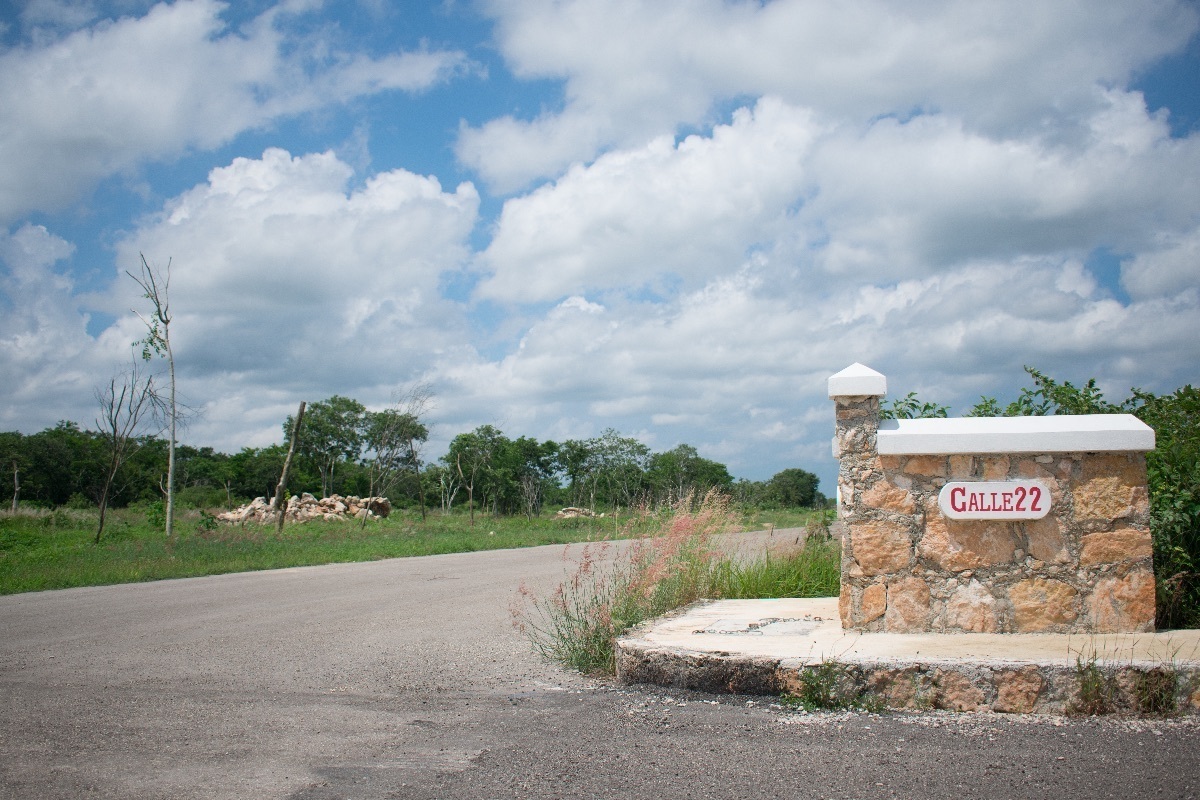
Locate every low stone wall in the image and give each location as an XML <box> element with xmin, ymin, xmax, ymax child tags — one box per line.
<box><xmin>218</xmin><ymin>493</ymin><xmax>391</xmax><ymax>524</ymax></box>
<box><xmin>830</xmin><ymin>364</ymin><xmax>1157</xmax><ymax>635</ymax></box>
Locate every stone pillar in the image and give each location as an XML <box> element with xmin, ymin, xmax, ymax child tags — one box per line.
<box><xmin>827</xmin><ymin>364</ymin><xmax>896</xmax><ymax>630</ymax></box>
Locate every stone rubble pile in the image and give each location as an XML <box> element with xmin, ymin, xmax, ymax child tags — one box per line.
<box><xmin>554</xmin><ymin>507</ymin><xmax>604</xmax><ymax>519</ymax></box>
<box><xmin>218</xmin><ymin>493</ymin><xmax>391</xmax><ymax>524</ymax></box>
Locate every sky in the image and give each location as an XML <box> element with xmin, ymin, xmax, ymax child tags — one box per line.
<box><xmin>1</xmin><ymin>0</ymin><xmax>1198</xmax><ymax>493</ymax></box>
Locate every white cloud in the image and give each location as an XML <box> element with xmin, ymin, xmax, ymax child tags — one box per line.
<box><xmin>92</xmin><ymin>147</ymin><xmax>479</xmax><ymax>450</ymax></box>
<box><xmin>0</xmin><ymin>0</ymin><xmax>470</xmax><ymax>222</ymax></box>
<box><xmin>1122</xmin><ymin>227</ymin><xmax>1200</xmax><ymax>300</ymax></box>
<box><xmin>463</xmin><ymin>0</ymin><xmax>1198</xmax><ymax>190</ymax></box>
<box><xmin>477</xmin><ymin>97</ymin><xmax>821</xmax><ymax>303</ymax></box>
<box><xmin>805</xmin><ymin>89</ymin><xmax>1200</xmax><ymax>281</ymax></box>
<box><xmin>0</xmin><ymin>223</ymin><xmax>129</xmax><ymax>429</ymax></box>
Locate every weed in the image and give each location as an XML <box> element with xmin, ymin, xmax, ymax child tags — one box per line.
<box><xmin>781</xmin><ymin>661</ymin><xmax>880</xmax><ymax>712</ymax></box>
<box><xmin>513</xmin><ymin>490</ymin><xmax>841</xmax><ymax>675</ymax></box>
<box><xmin>1068</xmin><ymin>654</ymin><xmax>1115</xmax><ymax>716</ymax></box>
<box><xmin>1132</xmin><ymin>667</ymin><xmax>1178</xmax><ymax>715</ymax></box>
<box><xmin>196</xmin><ymin>510</ymin><xmax>219</xmax><ymax>533</ymax></box>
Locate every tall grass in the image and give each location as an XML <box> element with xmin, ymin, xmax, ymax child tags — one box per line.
<box><xmin>512</xmin><ymin>490</ymin><xmax>840</xmax><ymax>675</ymax></box>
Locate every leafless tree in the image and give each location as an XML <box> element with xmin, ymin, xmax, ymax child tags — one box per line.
<box><xmin>273</xmin><ymin>401</ymin><xmax>306</xmax><ymax>535</ymax></box>
<box><xmin>94</xmin><ymin>363</ymin><xmax>163</xmax><ymax>543</ymax></box>
<box><xmin>127</xmin><ymin>254</ymin><xmax>177</xmax><ymax>538</ymax></box>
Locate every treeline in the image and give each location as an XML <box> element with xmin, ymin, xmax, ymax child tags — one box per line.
<box><xmin>0</xmin><ymin>396</ymin><xmax>826</xmax><ymax>516</ymax></box>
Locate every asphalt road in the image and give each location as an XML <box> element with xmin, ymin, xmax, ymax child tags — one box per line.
<box><xmin>2</xmin><ymin>540</ymin><xmax>1198</xmax><ymax>800</ymax></box>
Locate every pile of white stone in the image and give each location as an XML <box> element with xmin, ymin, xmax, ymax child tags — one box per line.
<box><xmin>554</xmin><ymin>507</ymin><xmax>603</xmax><ymax>519</ymax></box>
<box><xmin>218</xmin><ymin>493</ymin><xmax>391</xmax><ymax>524</ymax></box>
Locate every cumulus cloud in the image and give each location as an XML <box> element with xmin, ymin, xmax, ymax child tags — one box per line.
<box><xmin>0</xmin><ymin>223</ymin><xmax>126</xmax><ymax>429</ymax></box>
<box><xmin>806</xmin><ymin>89</ymin><xmax>1200</xmax><ymax>281</ymax></box>
<box><xmin>92</xmin><ymin>147</ymin><xmax>478</xmax><ymax>449</ymax></box>
<box><xmin>477</xmin><ymin>97</ymin><xmax>821</xmax><ymax>303</ymax></box>
<box><xmin>0</xmin><ymin>0</ymin><xmax>470</xmax><ymax>222</ymax></box>
<box><xmin>1122</xmin><ymin>227</ymin><xmax>1200</xmax><ymax>300</ymax></box>
<box><xmin>462</xmin><ymin>0</ymin><xmax>1198</xmax><ymax>190</ymax></box>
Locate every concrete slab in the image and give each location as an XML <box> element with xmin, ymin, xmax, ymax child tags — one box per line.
<box><xmin>616</xmin><ymin>598</ymin><xmax>1200</xmax><ymax>714</ymax></box>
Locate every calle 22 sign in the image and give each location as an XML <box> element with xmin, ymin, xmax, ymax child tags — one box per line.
<box><xmin>937</xmin><ymin>480</ymin><xmax>1051</xmax><ymax>520</ymax></box>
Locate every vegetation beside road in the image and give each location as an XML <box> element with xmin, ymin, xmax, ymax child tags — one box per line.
<box><xmin>513</xmin><ymin>491</ymin><xmax>839</xmax><ymax>675</ymax></box>
<box><xmin>0</xmin><ymin>501</ymin><xmax>818</xmax><ymax>596</ymax></box>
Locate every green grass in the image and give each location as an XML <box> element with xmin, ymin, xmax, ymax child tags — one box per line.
<box><xmin>0</xmin><ymin>506</ymin><xmax>619</xmax><ymax>595</ymax></box>
<box><xmin>513</xmin><ymin>493</ymin><xmax>840</xmax><ymax>675</ymax></box>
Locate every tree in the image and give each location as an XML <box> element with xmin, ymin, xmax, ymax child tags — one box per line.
<box><xmin>288</xmin><ymin>396</ymin><xmax>366</xmax><ymax>497</ymax></box>
<box><xmin>880</xmin><ymin>391</ymin><xmax>950</xmax><ymax>420</ymax></box>
<box><xmin>273</xmin><ymin>402</ymin><xmax>306</xmax><ymax>535</ymax></box>
<box><xmin>445</xmin><ymin>425</ymin><xmax>506</xmax><ymax>524</ymax></box>
<box><xmin>128</xmin><ymin>253</ymin><xmax>178</xmax><ymax>537</ymax></box>
<box><xmin>362</xmin><ymin>385</ymin><xmax>432</xmax><ymax>524</ymax></box>
<box><xmin>0</xmin><ymin>431</ymin><xmax>23</xmax><ymax>511</ymax></box>
<box><xmin>587</xmin><ymin>429</ymin><xmax>649</xmax><ymax>510</ymax></box>
<box><xmin>766</xmin><ymin>468</ymin><xmax>822</xmax><ymax>508</ymax></box>
<box><xmin>93</xmin><ymin>365</ymin><xmax>162</xmax><ymax>543</ymax></box>
<box><xmin>645</xmin><ymin>444</ymin><xmax>733</xmax><ymax>506</ymax></box>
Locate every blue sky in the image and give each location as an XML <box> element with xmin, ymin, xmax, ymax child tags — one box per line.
<box><xmin>2</xmin><ymin>0</ymin><xmax>1198</xmax><ymax>492</ymax></box>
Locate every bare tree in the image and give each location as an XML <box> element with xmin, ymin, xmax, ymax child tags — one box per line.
<box><xmin>127</xmin><ymin>254</ymin><xmax>177</xmax><ymax>538</ymax></box>
<box><xmin>273</xmin><ymin>401</ymin><xmax>306</xmax><ymax>535</ymax></box>
<box><xmin>93</xmin><ymin>363</ymin><xmax>162</xmax><ymax>543</ymax></box>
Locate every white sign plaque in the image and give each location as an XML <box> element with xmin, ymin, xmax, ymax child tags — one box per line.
<box><xmin>937</xmin><ymin>480</ymin><xmax>1051</xmax><ymax>520</ymax></box>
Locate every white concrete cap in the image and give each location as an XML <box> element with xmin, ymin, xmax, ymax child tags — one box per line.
<box><xmin>876</xmin><ymin>414</ymin><xmax>1155</xmax><ymax>455</ymax></box>
<box><xmin>827</xmin><ymin>363</ymin><xmax>887</xmax><ymax>398</ymax></box>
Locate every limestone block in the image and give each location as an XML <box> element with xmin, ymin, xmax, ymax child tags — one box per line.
<box><xmin>861</xmin><ymin>582</ymin><xmax>887</xmax><ymax>623</ymax></box>
<box><xmin>935</xmin><ymin>669</ymin><xmax>984</xmax><ymax>711</ymax></box>
<box><xmin>1088</xmin><ymin>569</ymin><xmax>1156</xmax><ymax>633</ymax></box>
<box><xmin>1009</xmin><ymin>578</ymin><xmax>1079</xmax><ymax>632</ymax></box>
<box><xmin>849</xmin><ymin>520</ymin><xmax>913</xmax><ymax>575</ymax></box>
<box><xmin>1080</xmin><ymin>528</ymin><xmax>1153</xmax><ymax>565</ymax></box>
<box><xmin>904</xmin><ymin>455</ymin><xmax>946</xmax><ymax>477</ymax></box>
<box><xmin>838</xmin><ymin>583</ymin><xmax>852</xmax><ymax>626</ymax></box>
<box><xmin>981</xmin><ymin>456</ymin><xmax>1011</xmax><ymax>481</ymax></box>
<box><xmin>946</xmin><ymin>580</ymin><xmax>999</xmax><ymax>633</ymax></box>
<box><xmin>861</xmin><ymin>481</ymin><xmax>915</xmax><ymax>514</ymax></box>
<box><xmin>1024</xmin><ymin>514</ymin><xmax>1070</xmax><ymax>564</ymax></box>
<box><xmin>919</xmin><ymin>499</ymin><xmax>1022</xmax><ymax>571</ymax></box>
<box><xmin>868</xmin><ymin>668</ymin><xmax>922</xmax><ymax>709</ymax></box>
<box><xmin>948</xmin><ymin>455</ymin><xmax>974</xmax><ymax>479</ymax></box>
<box><xmin>993</xmin><ymin>667</ymin><xmax>1044</xmax><ymax>713</ymax></box>
<box><xmin>885</xmin><ymin>577</ymin><xmax>931</xmax><ymax>631</ymax></box>
<box><xmin>1074</xmin><ymin>455</ymin><xmax>1148</xmax><ymax>522</ymax></box>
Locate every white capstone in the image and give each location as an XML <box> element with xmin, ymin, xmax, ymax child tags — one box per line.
<box><xmin>827</xmin><ymin>363</ymin><xmax>887</xmax><ymax>398</ymax></box>
<box><xmin>876</xmin><ymin>414</ymin><xmax>1155</xmax><ymax>455</ymax></box>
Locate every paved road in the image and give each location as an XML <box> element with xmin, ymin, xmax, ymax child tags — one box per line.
<box><xmin>2</xmin><ymin>541</ymin><xmax>1199</xmax><ymax>799</ymax></box>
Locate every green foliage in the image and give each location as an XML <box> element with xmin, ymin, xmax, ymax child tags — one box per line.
<box><xmin>1132</xmin><ymin>667</ymin><xmax>1178</xmax><ymax>715</ymax></box>
<box><xmin>880</xmin><ymin>391</ymin><xmax>950</xmax><ymax>420</ymax></box>
<box><xmin>1067</xmin><ymin>655</ymin><xmax>1115</xmax><ymax>716</ymax></box>
<box><xmin>144</xmin><ymin>499</ymin><xmax>165</xmax><ymax>530</ymax></box>
<box><xmin>781</xmin><ymin>662</ymin><xmax>881</xmax><ymax>712</ymax></box>
<box><xmin>289</xmin><ymin>395</ymin><xmax>367</xmax><ymax>497</ymax></box>
<box><xmin>1133</xmin><ymin>385</ymin><xmax>1200</xmax><ymax>628</ymax></box>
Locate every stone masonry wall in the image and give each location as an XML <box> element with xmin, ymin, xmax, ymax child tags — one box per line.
<box><xmin>834</xmin><ymin>395</ymin><xmax>1156</xmax><ymax>634</ymax></box>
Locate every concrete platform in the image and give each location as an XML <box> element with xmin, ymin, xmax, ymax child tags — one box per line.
<box><xmin>616</xmin><ymin>598</ymin><xmax>1200</xmax><ymax>714</ymax></box>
